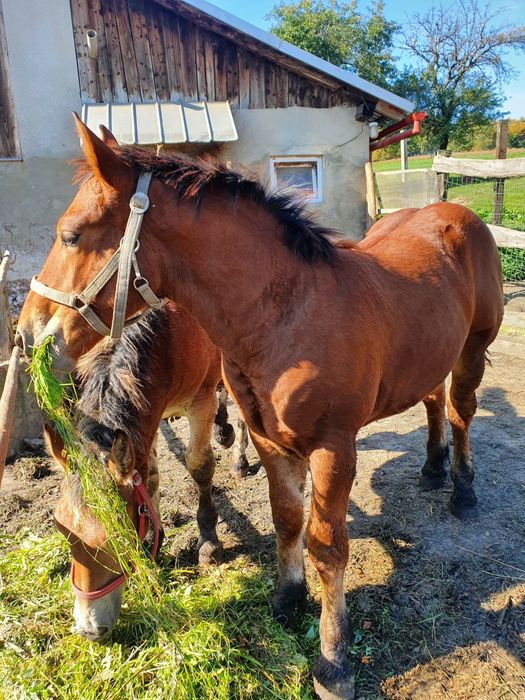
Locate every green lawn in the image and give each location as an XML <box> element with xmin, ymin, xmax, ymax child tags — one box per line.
<box><xmin>446</xmin><ymin>178</ymin><xmax>525</xmax><ymax>230</ymax></box>
<box><xmin>372</xmin><ymin>149</ymin><xmax>525</xmax><ymax>172</ymax></box>
<box><xmin>372</xmin><ymin>149</ymin><xmax>525</xmax><ymax>280</ymax></box>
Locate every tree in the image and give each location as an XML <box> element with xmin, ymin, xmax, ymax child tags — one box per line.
<box><xmin>267</xmin><ymin>0</ymin><xmax>399</xmax><ymax>88</ymax></box>
<box><xmin>508</xmin><ymin>118</ymin><xmax>525</xmax><ymax>148</ymax></box>
<box><xmin>394</xmin><ymin>0</ymin><xmax>525</xmax><ymax>150</ymax></box>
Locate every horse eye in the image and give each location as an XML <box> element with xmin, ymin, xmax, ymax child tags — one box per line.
<box><xmin>61</xmin><ymin>231</ymin><xmax>81</xmax><ymax>247</ymax></box>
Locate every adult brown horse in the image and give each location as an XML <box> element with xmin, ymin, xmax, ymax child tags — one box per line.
<box><xmin>17</xmin><ymin>118</ymin><xmax>503</xmax><ymax>699</ymax></box>
<box><xmin>45</xmin><ymin>299</ymin><xmax>244</xmax><ymax>640</ymax></box>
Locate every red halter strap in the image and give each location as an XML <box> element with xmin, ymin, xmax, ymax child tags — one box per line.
<box><xmin>70</xmin><ymin>470</ymin><xmax>161</xmax><ymax>601</ymax></box>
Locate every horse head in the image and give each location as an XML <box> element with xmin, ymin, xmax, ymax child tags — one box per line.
<box><xmin>45</xmin><ymin>424</ymin><xmax>159</xmax><ymax>641</ymax></box>
<box><xmin>17</xmin><ymin>115</ymin><xmax>158</xmax><ymax>370</ymax></box>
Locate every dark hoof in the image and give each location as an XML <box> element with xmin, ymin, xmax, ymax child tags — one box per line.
<box><xmin>312</xmin><ymin>656</ymin><xmax>355</xmax><ymax>700</ymax></box>
<box><xmin>271</xmin><ymin>581</ymin><xmax>307</xmax><ymax>629</ymax></box>
<box><xmin>419</xmin><ymin>472</ymin><xmax>447</xmax><ymax>490</ymax></box>
<box><xmin>450</xmin><ymin>498</ymin><xmax>478</xmax><ymax>520</ymax></box>
<box><xmin>230</xmin><ymin>455</ymin><xmax>249</xmax><ymax>480</ymax></box>
<box><xmin>213</xmin><ymin>423</ymin><xmax>235</xmax><ymax>449</ymax></box>
<box><xmin>197</xmin><ymin>539</ymin><xmax>224</xmax><ymax>565</ymax></box>
<box><xmin>450</xmin><ymin>488</ymin><xmax>478</xmax><ymax>520</ymax></box>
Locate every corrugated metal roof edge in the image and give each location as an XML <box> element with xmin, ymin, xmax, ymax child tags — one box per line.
<box><xmin>169</xmin><ymin>0</ymin><xmax>414</xmax><ymax>117</ymax></box>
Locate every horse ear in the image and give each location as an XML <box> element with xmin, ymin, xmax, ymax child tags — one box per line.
<box><xmin>72</xmin><ymin>112</ymin><xmax>126</xmax><ymax>185</ymax></box>
<box><xmin>44</xmin><ymin>423</ymin><xmax>67</xmax><ymax>470</ymax></box>
<box><xmin>108</xmin><ymin>429</ymin><xmax>135</xmax><ymax>484</ymax></box>
<box><xmin>99</xmin><ymin>124</ymin><xmax>120</xmax><ymax>150</ymax></box>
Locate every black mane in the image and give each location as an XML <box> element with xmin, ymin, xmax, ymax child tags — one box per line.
<box><xmin>118</xmin><ymin>147</ymin><xmax>337</xmax><ymax>265</ymax></box>
<box><xmin>75</xmin><ymin>307</ymin><xmax>167</xmax><ymax>454</ymax></box>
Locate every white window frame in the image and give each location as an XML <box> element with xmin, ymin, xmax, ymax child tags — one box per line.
<box><xmin>270</xmin><ymin>156</ymin><xmax>324</xmax><ymax>203</ymax></box>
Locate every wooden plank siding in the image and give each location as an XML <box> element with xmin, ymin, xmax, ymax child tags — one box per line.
<box><xmin>0</xmin><ymin>1</ymin><xmax>20</xmax><ymax>158</ymax></box>
<box><xmin>70</xmin><ymin>0</ymin><xmax>354</xmax><ymax>109</ymax></box>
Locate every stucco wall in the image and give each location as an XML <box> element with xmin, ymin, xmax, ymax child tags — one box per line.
<box><xmin>225</xmin><ymin>106</ymin><xmax>369</xmax><ymax>238</ymax></box>
<box><xmin>0</xmin><ymin>0</ymin><xmax>80</xmax><ymax>279</ymax></box>
<box><xmin>2</xmin><ymin>0</ymin><xmax>80</xmax><ymax>158</ymax></box>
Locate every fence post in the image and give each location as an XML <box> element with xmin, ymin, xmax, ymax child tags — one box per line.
<box><xmin>492</xmin><ymin>120</ymin><xmax>508</xmax><ymax>225</ymax></box>
<box><xmin>438</xmin><ymin>149</ymin><xmax>452</xmax><ymax>201</ymax></box>
<box><xmin>0</xmin><ymin>249</ymin><xmax>15</xmax><ymax>361</ymax></box>
<box><xmin>365</xmin><ymin>161</ymin><xmax>378</xmax><ymax>227</ymax></box>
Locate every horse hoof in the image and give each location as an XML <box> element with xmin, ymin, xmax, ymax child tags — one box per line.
<box><xmin>312</xmin><ymin>656</ymin><xmax>355</xmax><ymax>700</ymax></box>
<box><xmin>230</xmin><ymin>455</ymin><xmax>249</xmax><ymax>479</ymax></box>
<box><xmin>271</xmin><ymin>581</ymin><xmax>307</xmax><ymax>628</ymax></box>
<box><xmin>419</xmin><ymin>472</ymin><xmax>447</xmax><ymax>490</ymax></box>
<box><xmin>197</xmin><ymin>539</ymin><xmax>224</xmax><ymax>565</ymax></box>
<box><xmin>450</xmin><ymin>499</ymin><xmax>478</xmax><ymax>520</ymax></box>
<box><xmin>213</xmin><ymin>423</ymin><xmax>235</xmax><ymax>449</ymax></box>
<box><xmin>450</xmin><ymin>487</ymin><xmax>478</xmax><ymax>520</ymax></box>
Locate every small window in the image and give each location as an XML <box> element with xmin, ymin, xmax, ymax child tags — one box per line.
<box><xmin>270</xmin><ymin>156</ymin><xmax>323</xmax><ymax>203</ymax></box>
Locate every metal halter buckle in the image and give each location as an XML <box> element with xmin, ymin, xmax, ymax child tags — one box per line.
<box><xmin>129</xmin><ymin>191</ymin><xmax>150</xmax><ymax>212</ymax></box>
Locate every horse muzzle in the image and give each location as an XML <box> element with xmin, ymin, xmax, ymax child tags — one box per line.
<box><xmin>72</xmin><ymin>586</ymin><xmax>123</xmax><ymax>642</ymax></box>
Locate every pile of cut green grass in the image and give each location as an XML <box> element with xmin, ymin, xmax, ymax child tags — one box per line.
<box><xmin>0</xmin><ymin>530</ymin><xmax>314</xmax><ymax>699</ymax></box>
<box><xmin>27</xmin><ymin>337</ymin><xmax>163</xmax><ymax>617</ymax></box>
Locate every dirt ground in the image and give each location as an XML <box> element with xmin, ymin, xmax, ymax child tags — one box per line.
<box><xmin>2</xmin><ymin>349</ymin><xmax>524</xmax><ymax>699</ymax></box>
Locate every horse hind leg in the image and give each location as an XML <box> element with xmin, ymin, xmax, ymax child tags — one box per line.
<box><xmin>212</xmin><ymin>382</ymin><xmax>235</xmax><ymax>449</ymax></box>
<box><xmin>420</xmin><ymin>383</ymin><xmax>449</xmax><ymax>490</ymax></box>
<box><xmin>447</xmin><ymin>331</ymin><xmax>492</xmax><ymax>520</ymax></box>
<box><xmin>186</xmin><ymin>395</ymin><xmax>223</xmax><ymax>565</ymax></box>
<box><xmin>229</xmin><ymin>418</ymin><xmax>249</xmax><ymax>479</ymax></box>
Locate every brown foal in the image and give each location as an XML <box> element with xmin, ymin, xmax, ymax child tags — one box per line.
<box><xmin>46</xmin><ymin>300</ymin><xmax>239</xmax><ymax>641</ymax></box>
<box><xmin>17</xmin><ymin>118</ymin><xmax>503</xmax><ymax>699</ymax></box>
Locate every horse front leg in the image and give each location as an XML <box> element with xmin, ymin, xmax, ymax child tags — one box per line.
<box><xmin>308</xmin><ymin>438</ymin><xmax>356</xmax><ymax>700</ymax></box>
<box><xmin>250</xmin><ymin>432</ymin><xmax>307</xmax><ymax>626</ymax></box>
<box><xmin>144</xmin><ymin>436</ymin><xmax>165</xmax><ymax>552</ymax></box>
<box><xmin>186</xmin><ymin>395</ymin><xmax>223</xmax><ymax>565</ymax></box>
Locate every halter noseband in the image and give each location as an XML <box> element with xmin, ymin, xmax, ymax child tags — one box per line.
<box><xmin>30</xmin><ymin>172</ymin><xmax>162</xmax><ymax>340</ymax></box>
<box><xmin>71</xmin><ymin>469</ymin><xmax>161</xmax><ymax>601</ymax></box>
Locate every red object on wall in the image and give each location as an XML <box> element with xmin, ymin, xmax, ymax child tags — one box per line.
<box><xmin>370</xmin><ymin>112</ymin><xmax>426</xmax><ymax>152</ymax></box>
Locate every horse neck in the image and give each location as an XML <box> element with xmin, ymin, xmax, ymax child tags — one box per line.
<box><xmin>153</xmin><ymin>191</ymin><xmax>316</xmax><ymax>359</ymax></box>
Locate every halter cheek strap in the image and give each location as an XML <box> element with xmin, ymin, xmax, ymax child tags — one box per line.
<box><xmin>30</xmin><ymin>171</ymin><xmax>162</xmax><ymax>340</ymax></box>
<box><xmin>70</xmin><ymin>469</ymin><xmax>161</xmax><ymax>601</ymax></box>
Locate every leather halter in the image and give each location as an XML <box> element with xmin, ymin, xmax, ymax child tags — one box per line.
<box><xmin>71</xmin><ymin>469</ymin><xmax>161</xmax><ymax>601</ymax></box>
<box><xmin>30</xmin><ymin>172</ymin><xmax>162</xmax><ymax>340</ymax></box>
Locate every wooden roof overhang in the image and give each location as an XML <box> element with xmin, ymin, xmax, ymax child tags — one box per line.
<box><xmin>152</xmin><ymin>0</ymin><xmax>414</xmax><ymax>121</ymax></box>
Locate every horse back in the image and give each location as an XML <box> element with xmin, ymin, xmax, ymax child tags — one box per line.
<box><xmin>360</xmin><ymin>202</ymin><xmax>503</xmax><ymax>334</ymax></box>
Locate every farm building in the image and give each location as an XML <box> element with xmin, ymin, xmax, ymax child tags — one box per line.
<box><xmin>0</xmin><ymin>0</ymin><xmax>414</xmax><ymax>279</ymax></box>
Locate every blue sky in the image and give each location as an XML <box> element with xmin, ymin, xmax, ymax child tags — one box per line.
<box><xmin>210</xmin><ymin>0</ymin><xmax>525</xmax><ymax>118</ymax></box>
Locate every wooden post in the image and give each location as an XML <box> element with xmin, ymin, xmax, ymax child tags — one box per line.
<box><xmin>365</xmin><ymin>161</ymin><xmax>378</xmax><ymax>228</ymax></box>
<box><xmin>435</xmin><ymin>150</ymin><xmax>452</xmax><ymax>202</ymax></box>
<box><xmin>492</xmin><ymin>120</ymin><xmax>508</xmax><ymax>225</ymax></box>
<box><xmin>0</xmin><ymin>249</ymin><xmax>15</xmax><ymax>361</ymax></box>
<box><xmin>400</xmin><ymin>139</ymin><xmax>408</xmax><ymax>170</ymax></box>
<box><xmin>400</xmin><ymin>139</ymin><xmax>408</xmax><ymax>193</ymax></box>
<box><xmin>0</xmin><ymin>345</ymin><xmax>21</xmax><ymax>487</ymax></box>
